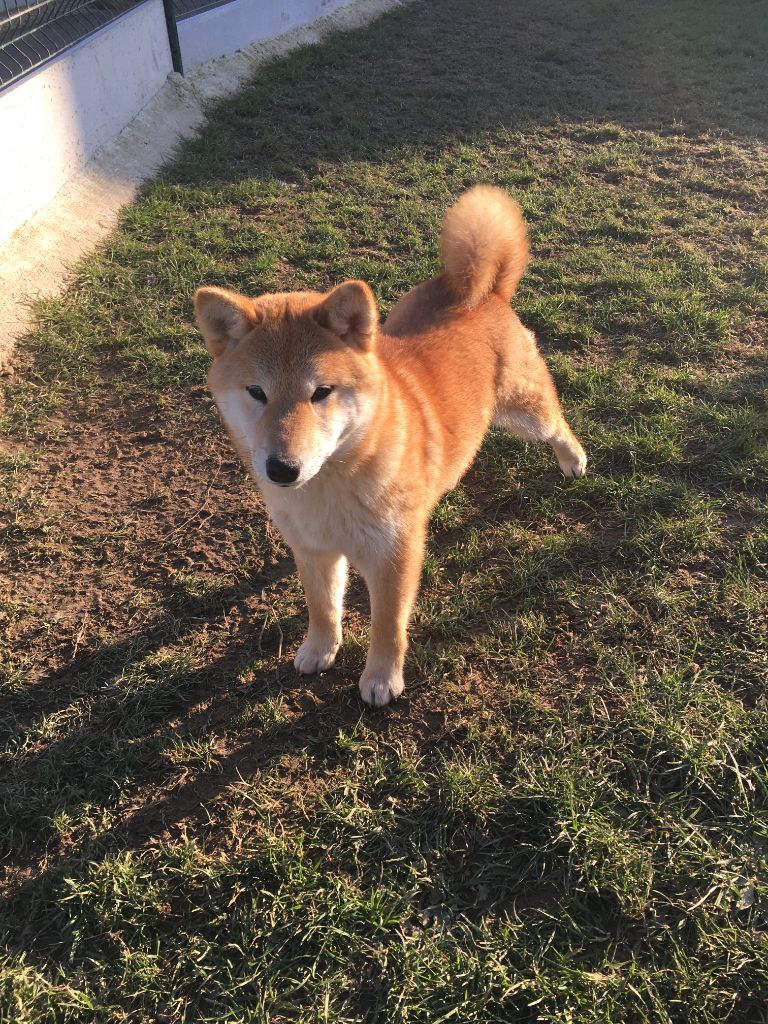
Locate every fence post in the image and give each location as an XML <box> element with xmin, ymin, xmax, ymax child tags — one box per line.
<box><xmin>162</xmin><ymin>0</ymin><xmax>184</xmax><ymax>75</ymax></box>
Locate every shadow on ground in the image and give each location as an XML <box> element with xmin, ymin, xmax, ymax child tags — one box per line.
<box><xmin>167</xmin><ymin>0</ymin><xmax>768</xmax><ymax>192</ymax></box>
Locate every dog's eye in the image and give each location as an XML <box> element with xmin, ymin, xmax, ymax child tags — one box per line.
<box><xmin>312</xmin><ymin>385</ymin><xmax>334</xmax><ymax>402</ymax></box>
<box><xmin>246</xmin><ymin>385</ymin><xmax>267</xmax><ymax>403</ymax></box>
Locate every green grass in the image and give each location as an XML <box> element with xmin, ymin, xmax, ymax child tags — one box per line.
<box><xmin>1</xmin><ymin>0</ymin><xmax>768</xmax><ymax>1020</ymax></box>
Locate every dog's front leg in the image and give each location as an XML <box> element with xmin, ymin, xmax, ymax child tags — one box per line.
<box><xmin>357</xmin><ymin>529</ymin><xmax>426</xmax><ymax>707</ymax></box>
<box><xmin>293</xmin><ymin>549</ymin><xmax>348</xmax><ymax>674</ymax></box>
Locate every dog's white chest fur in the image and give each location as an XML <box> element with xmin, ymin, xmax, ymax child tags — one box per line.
<box><xmin>262</xmin><ymin>470</ymin><xmax>398</xmax><ymax>566</ymax></box>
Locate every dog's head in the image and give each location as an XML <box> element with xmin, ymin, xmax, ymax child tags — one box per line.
<box><xmin>195</xmin><ymin>281</ymin><xmax>379</xmax><ymax>488</ymax></box>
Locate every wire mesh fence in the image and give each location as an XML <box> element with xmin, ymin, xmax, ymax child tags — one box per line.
<box><xmin>0</xmin><ymin>0</ymin><xmax>146</xmax><ymax>86</ymax></box>
<box><xmin>173</xmin><ymin>0</ymin><xmax>232</xmax><ymax>20</ymax></box>
<box><xmin>0</xmin><ymin>0</ymin><xmax>236</xmax><ymax>89</ymax></box>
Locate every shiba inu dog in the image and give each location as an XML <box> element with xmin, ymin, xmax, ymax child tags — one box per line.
<box><xmin>195</xmin><ymin>186</ymin><xmax>586</xmax><ymax>706</ymax></box>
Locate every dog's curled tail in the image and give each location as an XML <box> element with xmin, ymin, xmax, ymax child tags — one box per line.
<box><xmin>440</xmin><ymin>185</ymin><xmax>529</xmax><ymax>308</ymax></box>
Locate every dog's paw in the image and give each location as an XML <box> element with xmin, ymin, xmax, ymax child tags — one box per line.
<box><xmin>294</xmin><ymin>637</ymin><xmax>339</xmax><ymax>674</ymax></box>
<box><xmin>359</xmin><ymin>667</ymin><xmax>405</xmax><ymax>707</ymax></box>
<box><xmin>558</xmin><ymin>445</ymin><xmax>587</xmax><ymax>479</ymax></box>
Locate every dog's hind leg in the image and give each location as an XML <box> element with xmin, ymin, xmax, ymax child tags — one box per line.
<box><xmin>494</xmin><ymin>396</ymin><xmax>587</xmax><ymax>478</ymax></box>
<box><xmin>293</xmin><ymin>549</ymin><xmax>348</xmax><ymax>674</ymax></box>
<box><xmin>493</xmin><ymin>336</ymin><xmax>587</xmax><ymax>478</ymax></box>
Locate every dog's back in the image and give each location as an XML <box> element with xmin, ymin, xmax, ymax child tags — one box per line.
<box><xmin>377</xmin><ymin>186</ymin><xmax>537</xmax><ymax>499</ymax></box>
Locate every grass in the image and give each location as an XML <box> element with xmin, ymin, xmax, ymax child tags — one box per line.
<box><xmin>1</xmin><ymin>0</ymin><xmax>767</xmax><ymax>1020</ymax></box>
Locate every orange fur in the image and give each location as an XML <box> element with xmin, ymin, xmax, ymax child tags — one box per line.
<box><xmin>441</xmin><ymin>184</ymin><xmax>530</xmax><ymax>306</ymax></box>
<box><xmin>195</xmin><ymin>186</ymin><xmax>586</xmax><ymax>705</ymax></box>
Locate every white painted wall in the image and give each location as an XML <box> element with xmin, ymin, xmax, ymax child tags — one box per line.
<box><xmin>0</xmin><ymin>0</ymin><xmax>173</xmax><ymax>244</ymax></box>
<box><xmin>178</xmin><ymin>0</ymin><xmax>352</xmax><ymax>68</ymax></box>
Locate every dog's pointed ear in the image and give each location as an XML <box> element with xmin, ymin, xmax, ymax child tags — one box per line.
<box><xmin>194</xmin><ymin>286</ymin><xmax>262</xmax><ymax>358</ymax></box>
<box><xmin>315</xmin><ymin>281</ymin><xmax>378</xmax><ymax>351</ymax></box>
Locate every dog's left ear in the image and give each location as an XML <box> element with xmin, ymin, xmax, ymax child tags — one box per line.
<box><xmin>315</xmin><ymin>280</ymin><xmax>378</xmax><ymax>351</ymax></box>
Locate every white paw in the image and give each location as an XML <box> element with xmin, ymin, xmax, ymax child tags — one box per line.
<box><xmin>294</xmin><ymin>637</ymin><xmax>339</xmax><ymax>674</ymax></box>
<box><xmin>358</xmin><ymin>667</ymin><xmax>405</xmax><ymax>707</ymax></box>
<box><xmin>559</xmin><ymin>447</ymin><xmax>588</xmax><ymax>478</ymax></box>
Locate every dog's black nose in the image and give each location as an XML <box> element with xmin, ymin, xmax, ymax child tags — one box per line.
<box><xmin>266</xmin><ymin>456</ymin><xmax>300</xmax><ymax>484</ymax></box>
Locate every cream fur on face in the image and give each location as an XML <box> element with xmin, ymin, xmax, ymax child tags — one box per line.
<box><xmin>213</xmin><ymin>380</ymin><xmax>371</xmax><ymax>488</ymax></box>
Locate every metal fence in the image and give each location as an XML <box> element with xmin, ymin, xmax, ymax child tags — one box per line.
<box><xmin>174</xmin><ymin>0</ymin><xmax>230</xmax><ymax>19</ymax></box>
<box><xmin>0</xmin><ymin>0</ymin><xmax>227</xmax><ymax>88</ymax></box>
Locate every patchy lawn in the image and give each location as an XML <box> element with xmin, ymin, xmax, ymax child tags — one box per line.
<box><xmin>1</xmin><ymin>0</ymin><xmax>767</xmax><ymax>1020</ymax></box>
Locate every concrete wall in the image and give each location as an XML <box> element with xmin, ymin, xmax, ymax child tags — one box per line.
<box><xmin>0</xmin><ymin>0</ymin><xmax>173</xmax><ymax>245</ymax></box>
<box><xmin>178</xmin><ymin>0</ymin><xmax>352</xmax><ymax>68</ymax></box>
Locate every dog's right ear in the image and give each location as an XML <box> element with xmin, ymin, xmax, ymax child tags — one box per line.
<box><xmin>194</xmin><ymin>286</ymin><xmax>262</xmax><ymax>358</ymax></box>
